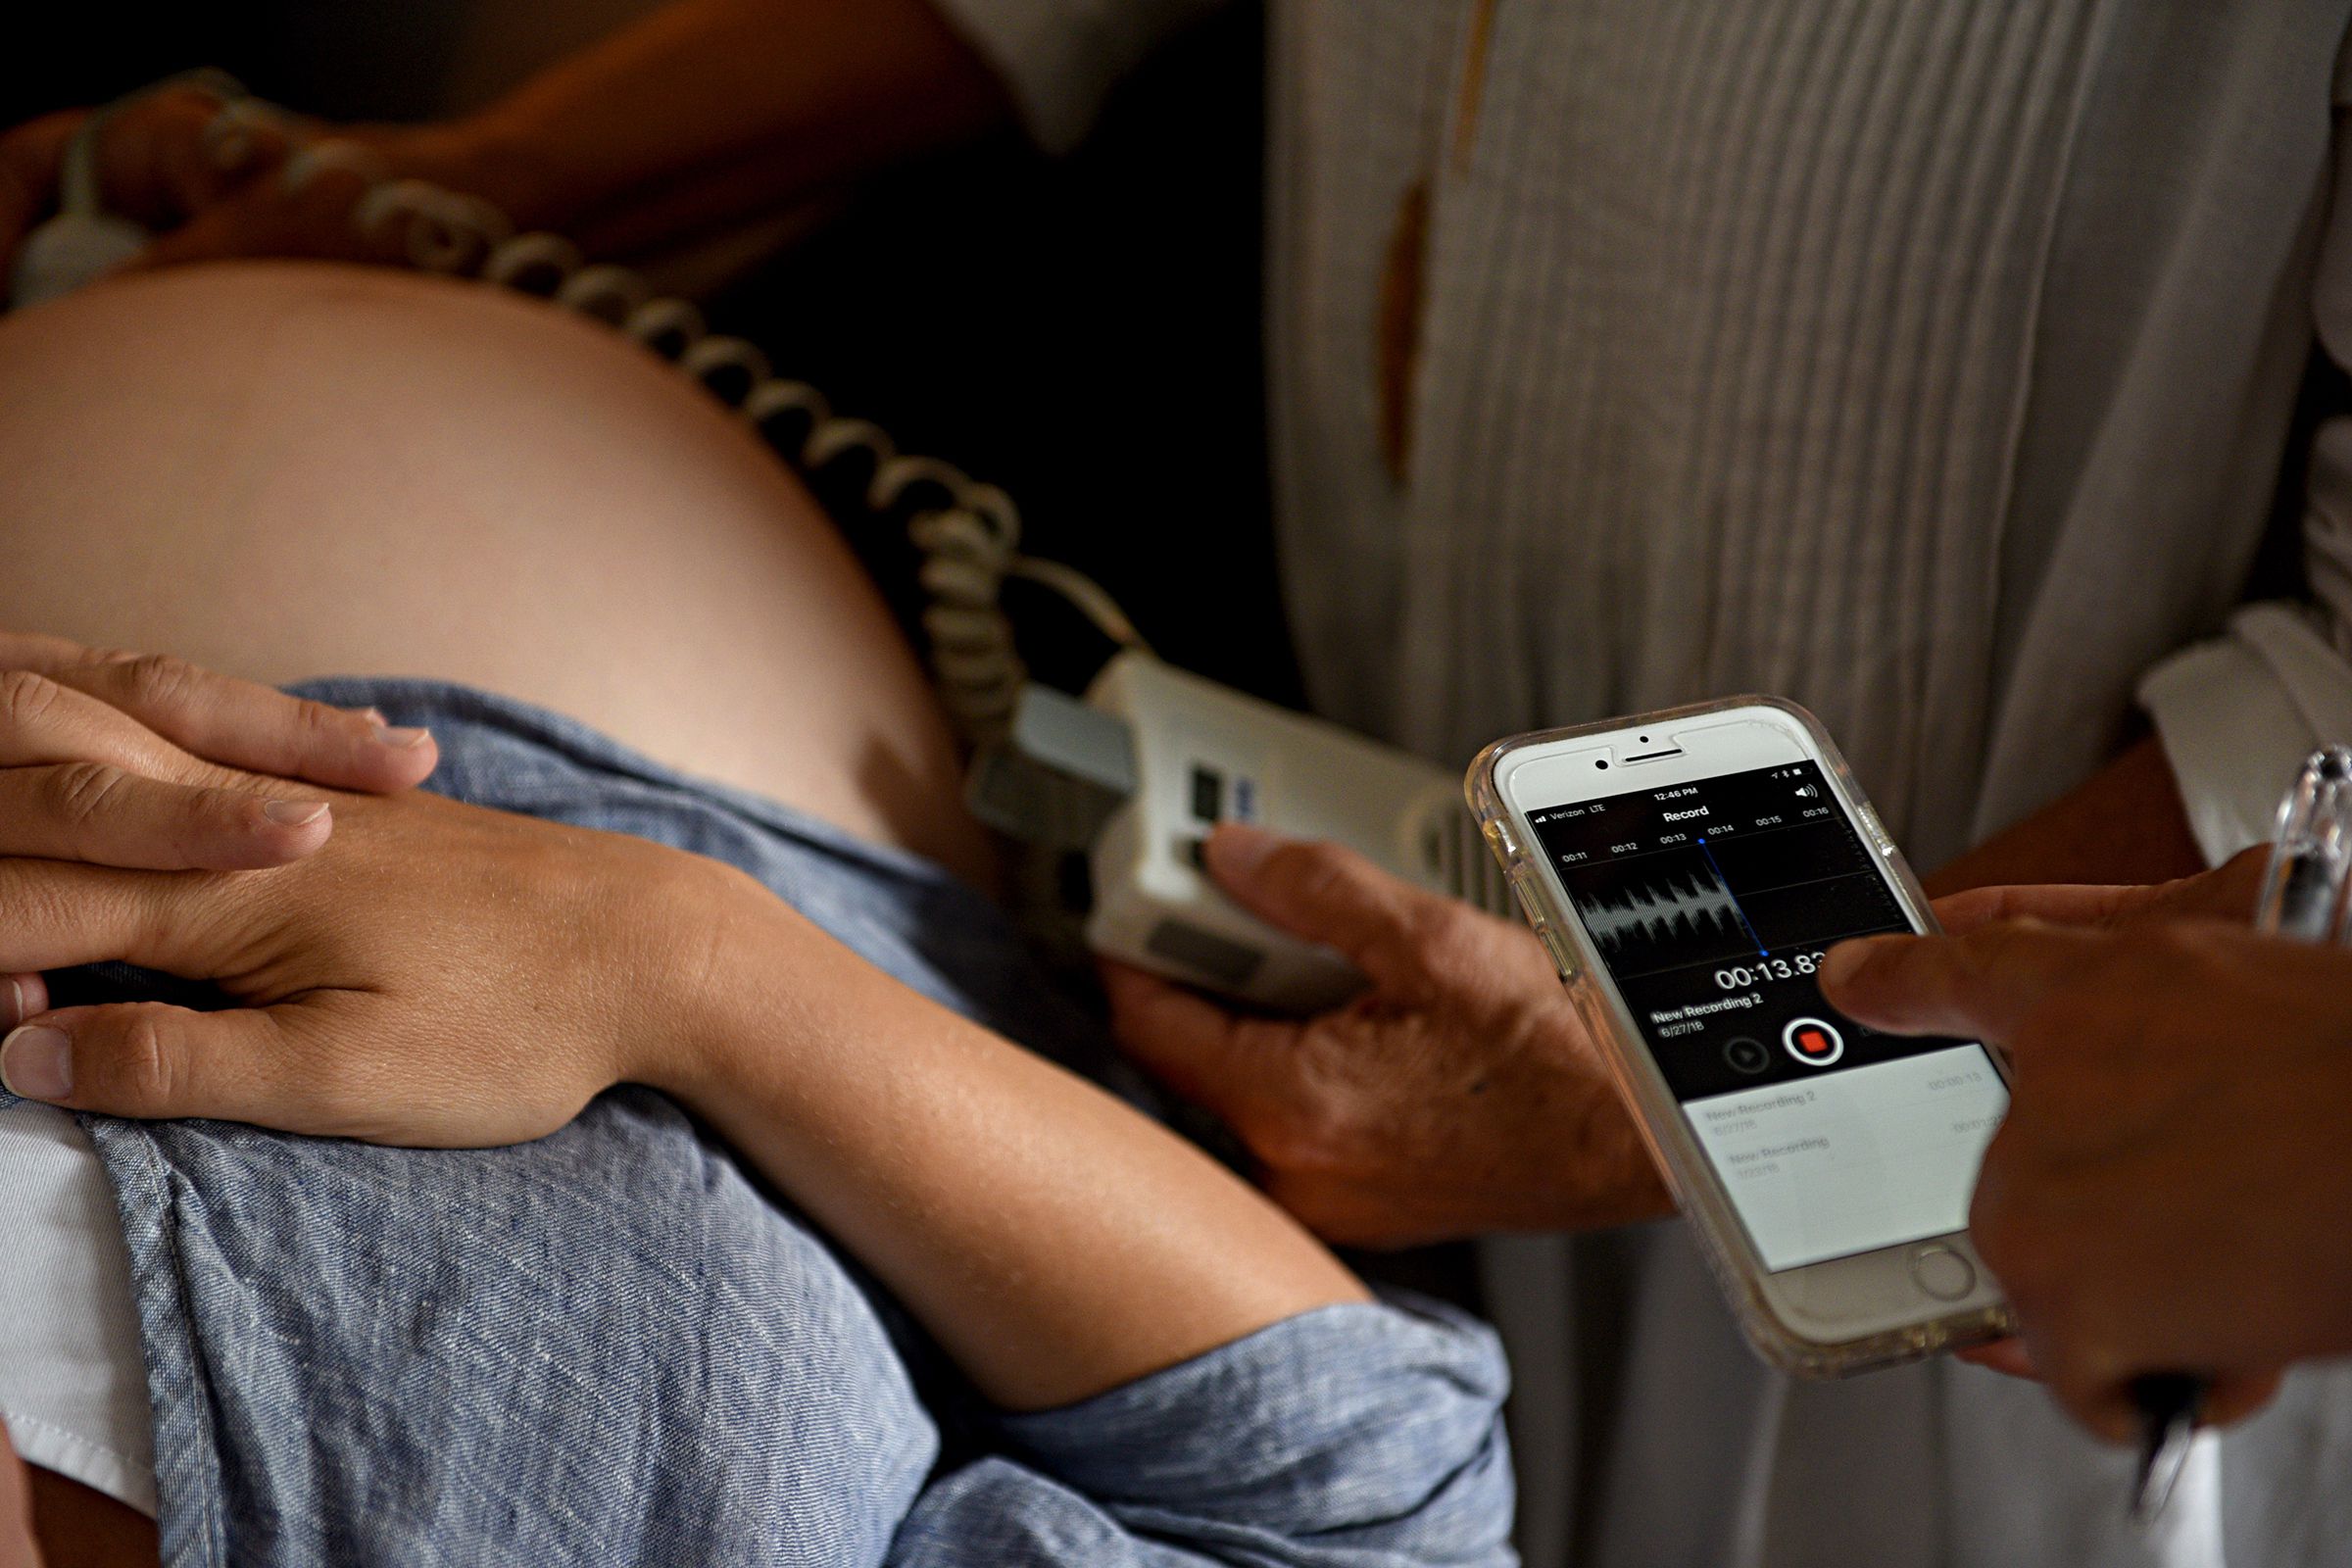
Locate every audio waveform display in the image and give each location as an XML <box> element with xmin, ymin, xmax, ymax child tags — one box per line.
<box><xmin>1579</xmin><ymin>866</ymin><xmax>1743</xmax><ymax>956</ymax></box>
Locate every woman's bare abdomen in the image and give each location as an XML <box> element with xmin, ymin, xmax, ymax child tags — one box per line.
<box><xmin>0</xmin><ymin>261</ymin><xmax>989</xmax><ymax>883</ymax></box>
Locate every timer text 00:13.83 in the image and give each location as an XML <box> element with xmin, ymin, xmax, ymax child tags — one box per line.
<box><xmin>1714</xmin><ymin>953</ymin><xmax>1828</xmax><ymax>990</ymax></box>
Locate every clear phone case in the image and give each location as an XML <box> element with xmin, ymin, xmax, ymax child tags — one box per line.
<box><xmin>1465</xmin><ymin>696</ymin><xmax>2015</xmax><ymax>1377</ymax></box>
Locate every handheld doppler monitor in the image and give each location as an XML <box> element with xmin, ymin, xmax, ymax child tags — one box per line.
<box><xmin>969</xmin><ymin>653</ymin><xmax>1512</xmax><ymax>1013</ymax></box>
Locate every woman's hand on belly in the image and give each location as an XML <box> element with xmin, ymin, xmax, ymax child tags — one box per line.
<box><xmin>0</xmin><ymin>776</ymin><xmax>731</xmax><ymax>1146</ymax></box>
<box><xmin>0</xmin><ymin>634</ymin><xmax>689</xmax><ymax>1147</ymax></box>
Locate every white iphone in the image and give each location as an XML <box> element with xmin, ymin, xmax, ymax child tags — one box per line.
<box><xmin>1468</xmin><ymin>698</ymin><xmax>2014</xmax><ymax>1374</ymax></box>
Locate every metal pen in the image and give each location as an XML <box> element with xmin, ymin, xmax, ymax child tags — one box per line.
<box><xmin>2130</xmin><ymin>745</ymin><xmax>2352</xmax><ymax>1520</ymax></box>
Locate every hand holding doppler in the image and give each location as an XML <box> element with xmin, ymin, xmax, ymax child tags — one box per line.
<box><xmin>1105</xmin><ymin>821</ymin><xmax>1674</xmax><ymax>1247</ymax></box>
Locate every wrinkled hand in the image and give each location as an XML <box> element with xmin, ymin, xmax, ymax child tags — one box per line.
<box><xmin>0</xmin><ymin>772</ymin><xmax>735</xmax><ymax>1147</ymax></box>
<box><xmin>1103</xmin><ymin>822</ymin><xmax>1670</xmax><ymax>1247</ymax></box>
<box><xmin>0</xmin><ymin>85</ymin><xmax>495</xmax><ymax>275</ymax></box>
<box><xmin>1822</xmin><ymin>851</ymin><xmax>2333</xmax><ymax>1442</ymax></box>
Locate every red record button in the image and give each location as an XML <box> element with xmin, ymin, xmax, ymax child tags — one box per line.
<box><xmin>1782</xmin><ymin>1017</ymin><xmax>1844</xmax><ymax>1067</ymax></box>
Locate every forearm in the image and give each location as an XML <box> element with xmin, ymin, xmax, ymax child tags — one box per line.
<box><xmin>1925</xmin><ymin>735</ymin><xmax>2208</xmax><ymax>898</ymax></box>
<box><xmin>437</xmin><ymin>0</ymin><xmax>1009</xmax><ymax>242</ymax></box>
<box><xmin>648</xmin><ymin>871</ymin><xmax>1368</xmax><ymax>1412</ymax></box>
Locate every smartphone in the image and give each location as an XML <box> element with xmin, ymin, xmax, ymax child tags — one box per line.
<box><xmin>1468</xmin><ymin>698</ymin><xmax>2014</xmax><ymax>1375</ymax></box>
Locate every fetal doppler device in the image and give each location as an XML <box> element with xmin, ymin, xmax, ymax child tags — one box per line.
<box><xmin>12</xmin><ymin>72</ymin><xmax>1511</xmax><ymax>1013</ymax></box>
<box><xmin>968</xmin><ymin>656</ymin><xmax>1510</xmax><ymax>1012</ymax></box>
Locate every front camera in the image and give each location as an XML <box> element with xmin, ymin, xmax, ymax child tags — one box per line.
<box><xmin>1595</xmin><ymin>760</ymin><xmax>1609</xmax><ymax>769</ymax></box>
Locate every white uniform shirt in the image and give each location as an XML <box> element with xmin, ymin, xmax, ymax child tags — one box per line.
<box><xmin>928</xmin><ymin>1</ymin><xmax>2352</xmax><ymax>1564</ymax></box>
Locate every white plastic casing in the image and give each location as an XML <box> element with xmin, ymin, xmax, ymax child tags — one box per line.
<box><xmin>1083</xmin><ymin>654</ymin><xmax>1485</xmax><ymax>1012</ymax></box>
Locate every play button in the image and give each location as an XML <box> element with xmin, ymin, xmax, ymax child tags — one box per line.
<box><xmin>1782</xmin><ymin>1016</ymin><xmax>1844</xmax><ymax>1067</ymax></box>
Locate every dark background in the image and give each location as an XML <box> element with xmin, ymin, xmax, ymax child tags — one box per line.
<box><xmin>0</xmin><ymin>0</ymin><xmax>1303</xmax><ymax>706</ymax></box>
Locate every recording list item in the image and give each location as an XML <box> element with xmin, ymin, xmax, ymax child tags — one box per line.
<box><xmin>1683</xmin><ymin>1045</ymin><xmax>2006</xmax><ymax>1270</ymax></box>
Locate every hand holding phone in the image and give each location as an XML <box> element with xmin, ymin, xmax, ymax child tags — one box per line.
<box><xmin>1470</xmin><ymin>699</ymin><xmax>2013</xmax><ymax>1374</ymax></box>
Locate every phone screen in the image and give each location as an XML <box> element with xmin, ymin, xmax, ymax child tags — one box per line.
<box><xmin>1528</xmin><ymin>759</ymin><xmax>2008</xmax><ymax>1271</ymax></box>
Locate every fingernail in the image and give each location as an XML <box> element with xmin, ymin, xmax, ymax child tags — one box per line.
<box><xmin>2</xmin><ymin>1025</ymin><xmax>72</xmax><ymax>1101</ymax></box>
<box><xmin>1204</xmin><ymin>820</ymin><xmax>1283</xmax><ymax>880</ymax></box>
<box><xmin>5</xmin><ymin>976</ymin><xmax>43</xmax><ymax>1025</ymax></box>
<box><xmin>262</xmin><ymin>798</ymin><xmax>330</xmax><ymax>827</ymax></box>
<box><xmin>376</xmin><ymin>725</ymin><xmax>431</xmax><ymax>750</ymax></box>
<box><xmin>358</xmin><ymin>707</ymin><xmax>390</xmax><ymax>727</ymax></box>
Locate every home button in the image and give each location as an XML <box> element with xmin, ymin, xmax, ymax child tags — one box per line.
<box><xmin>1907</xmin><ymin>1244</ymin><xmax>1978</xmax><ymax>1301</ymax></box>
